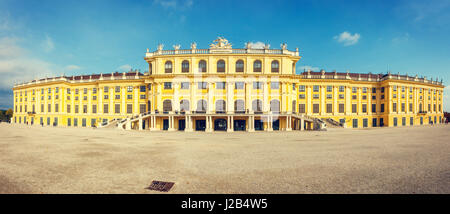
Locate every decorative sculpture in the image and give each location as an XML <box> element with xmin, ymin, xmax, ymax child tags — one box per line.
<box><xmin>173</xmin><ymin>44</ymin><xmax>181</xmax><ymax>50</ymax></box>
<box><xmin>209</xmin><ymin>37</ymin><xmax>232</xmax><ymax>49</ymax></box>
<box><xmin>190</xmin><ymin>42</ymin><xmax>197</xmax><ymax>49</ymax></box>
<box><xmin>157</xmin><ymin>44</ymin><xmax>164</xmax><ymax>51</ymax></box>
<box><xmin>281</xmin><ymin>43</ymin><xmax>287</xmax><ymax>50</ymax></box>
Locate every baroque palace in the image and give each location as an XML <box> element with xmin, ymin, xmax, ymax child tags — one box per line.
<box><xmin>12</xmin><ymin>37</ymin><xmax>445</xmax><ymax>132</ymax></box>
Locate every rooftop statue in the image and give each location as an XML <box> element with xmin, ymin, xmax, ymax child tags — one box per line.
<box><xmin>210</xmin><ymin>37</ymin><xmax>232</xmax><ymax>49</ymax></box>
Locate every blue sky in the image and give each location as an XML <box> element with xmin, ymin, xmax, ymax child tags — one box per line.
<box><xmin>0</xmin><ymin>0</ymin><xmax>449</xmax><ymax>110</ymax></box>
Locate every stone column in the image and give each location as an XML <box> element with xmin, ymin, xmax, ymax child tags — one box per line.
<box><xmin>248</xmin><ymin>115</ymin><xmax>255</xmax><ymax>132</ymax></box>
<box><xmin>174</xmin><ymin>82</ymin><xmax>180</xmax><ymax>112</ymax></box>
<box><xmin>267</xmin><ymin>115</ymin><xmax>273</xmax><ymax>131</ymax></box>
<box><xmin>300</xmin><ymin>118</ymin><xmax>305</xmax><ymax>131</ymax></box>
<box><xmin>138</xmin><ymin>117</ymin><xmax>143</xmax><ymax>130</ymax></box>
<box><xmin>286</xmin><ymin>115</ymin><xmax>292</xmax><ymax>131</ymax></box>
<box><xmin>168</xmin><ymin>116</ymin><xmax>175</xmax><ymax>131</ymax></box>
<box><xmin>263</xmin><ymin>82</ymin><xmax>269</xmax><ymax>112</ymax></box>
<box><xmin>306</xmin><ymin>85</ymin><xmax>312</xmax><ymax>115</ymax></box>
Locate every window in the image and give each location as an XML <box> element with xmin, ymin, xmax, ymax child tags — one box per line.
<box><xmin>55</xmin><ymin>104</ymin><xmax>59</xmax><ymax>113</ymax></box>
<box><xmin>48</xmin><ymin>88</ymin><xmax>51</xmax><ymax>93</ymax></box>
<box><xmin>164</xmin><ymin>82</ymin><xmax>172</xmax><ymax>89</ymax></box>
<box><xmin>352</xmin><ymin>87</ymin><xmax>357</xmax><ymax>93</ymax></box>
<box><xmin>299</xmin><ymin>94</ymin><xmax>305</xmax><ymax>99</ymax></box>
<box><xmin>140</xmin><ymin>104</ymin><xmax>146</xmax><ymax>114</ymax></box>
<box><xmin>140</xmin><ymin>86</ymin><xmax>146</xmax><ymax>92</ymax></box>
<box><xmin>409</xmin><ymin>103</ymin><xmax>413</xmax><ymax>112</ymax></box>
<box><xmin>216</xmin><ymin>82</ymin><xmax>225</xmax><ymax>90</ymax></box>
<box><xmin>67</xmin><ymin>118</ymin><xmax>71</xmax><ymax>126</ymax></box>
<box><xmin>104</xmin><ymin>95</ymin><xmax>109</xmax><ymax>99</ymax></box>
<box><xmin>92</xmin><ymin>105</ymin><xmax>97</xmax><ymax>114</ymax></box>
<box><xmin>197</xmin><ymin>100</ymin><xmax>207</xmax><ymax>112</ymax></box>
<box><xmin>252</xmin><ymin>100</ymin><xmax>262</xmax><ymax>112</ymax></box>
<box><xmin>82</xmin><ymin>118</ymin><xmax>86</xmax><ymax>127</ymax></box>
<box><xmin>402</xmin><ymin>86</ymin><xmax>405</xmax><ymax>92</ymax></box>
<box><xmin>313</xmin><ymin>94</ymin><xmax>319</xmax><ymax>99</ymax></box>
<box><xmin>353</xmin><ymin>119</ymin><xmax>358</xmax><ymax>128</ymax></box>
<box><xmin>74</xmin><ymin>118</ymin><xmax>78</xmax><ymax>127</ymax></box>
<box><xmin>339</xmin><ymin>86</ymin><xmax>345</xmax><ymax>92</ymax></box>
<box><xmin>339</xmin><ymin>94</ymin><xmax>344</xmax><ymax>99</ymax></box>
<box><xmin>115</xmin><ymin>95</ymin><xmax>120</xmax><ymax>100</ymax></box>
<box><xmin>352</xmin><ymin>95</ymin><xmax>357</xmax><ymax>100</ymax></box>
<box><xmin>299</xmin><ymin>104</ymin><xmax>306</xmax><ymax>113</ymax></box>
<box><xmin>372</xmin><ymin>88</ymin><xmax>376</xmax><ymax>93</ymax></box>
<box><xmin>41</xmin><ymin>104</ymin><xmax>44</xmax><ymax>112</ymax></box>
<box><xmin>372</xmin><ymin>96</ymin><xmax>376</xmax><ymax>100</ymax></box>
<box><xmin>327</xmin><ymin>86</ymin><xmax>332</xmax><ymax>92</ymax></box>
<box><xmin>75</xmin><ymin>105</ymin><xmax>79</xmax><ymax>113</ymax></box>
<box><xmin>270</xmin><ymin>100</ymin><xmax>280</xmax><ymax>112</ymax></box>
<box><xmin>381</xmin><ymin>87</ymin><xmax>385</xmax><ymax>93</ymax></box>
<box><xmin>327</xmin><ymin>94</ymin><xmax>332</xmax><ymax>99</ymax></box>
<box><xmin>253</xmin><ymin>60</ymin><xmax>262</xmax><ymax>72</ymax></box>
<box><xmin>83</xmin><ymin>105</ymin><xmax>87</xmax><ymax>114</ymax></box>
<box><xmin>165</xmin><ymin>61</ymin><xmax>173</xmax><ymax>73</ymax></box>
<box><xmin>393</xmin><ymin>103</ymin><xmax>397</xmax><ymax>112</ymax></box>
<box><xmin>362</xmin><ymin>104</ymin><xmax>367</xmax><ymax>113</ymax></box>
<box><xmin>182</xmin><ymin>60</ymin><xmax>189</xmax><ymax>73</ymax></box>
<box><xmin>381</xmin><ymin>104</ymin><xmax>385</xmax><ymax>113</ymax></box>
<box><xmin>67</xmin><ymin>88</ymin><xmax>71</xmax><ymax>94</ymax></box>
<box><xmin>292</xmin><ymin>83</ymin><xmax>296</xmax><ymax>91</ymax></box>
<box><xmin>313</xmin><ymin>104</ymin><xmax>320</xmax><ymax>113</ymax></box>
<box><xmin>271</xmin><ymin>60</ymin><xmax>279</xmax><ymax>73</ymax></box>
<box><xmin>372</xmin><ymin>104</ymin><xmax>376</xmax><ymax>113</ymax></box>
<box><xmin>83</xmin><ymin>96</ymin><xmax>87</xmax><ymax>101</ymax></box>
<box><xmin>270</xmin><ymin>82</ymin><xmax>279</xmax><ymax>89</ymax></box>
<box><xmin>198</xmin><ymin>82</ymin><xmax>207</xmax><ymax>89</ymax></box>
<box><xmin>299</xmin><ymin>85</ymin><xmax>306</xmax><ymax>92</ymax></box>
<box><xmin>115</xmin><ymin>86</ymin><xmax>120</xmax><ymax>93</ymax></box>
<box><xmin>127</xmin><ymin>95</ymin><xmax>132</xmax><ymax>100</ymax></box>
<box><xmin>181</xmin><ymin>82</ymin><xmax>190</xmax><ymax>89</ymax></box>
<box><xmin>362</xmin><ymin>87</ymin><xmax>367</xmax><ymax>93</ymax></box>
<box><xmin>180</xmin><ymin>100</ymin><xmax>190</xmax><ymax>112</ymax></box>
<box><xmin>410</xmin><ymin>117</ymin><xmax>414</xmax><ymax>126</ymax></box>
<box><xmin>127</xmin><ymin>86</ymin><xmax>133</xmax><ymax>92</ymax></box>
<box><xmin>104</xmin><ymin>104</ymin><xmax>109</xmax><ymax>113</ymax></box>
<box><xmin>127</xmin><ymin>104</ymin><xmax>132</xmax><ymax>114</ymax></box>
<box><xmin>326</xmin><ymin>104</ymin><xmax>332</xmax><ymax>113</ymax></box>
<box><xmin>352</xmin><ymin>104</ymin><xmax>357</xmax><ymax>113</ymax></box>
<box><xmin>253</xmin><ymin>82</ymin><xmax>262</xmax><ymax>90</ymax></box>
<box><xmin>313</xmin><ymin>85</ymin><xmax>319</xmax><ymax>92</ymax></box>
<box><xmin>140</xmin><ymin>95</ymin><xmax>146</xmax><ymax>99</ymax></box>
<box><xmin>215</xmin><ymin>100</ymin><xmax>226</xmax><ymax>113</ymax></box>
<box><xmin>362</xmin><ymin>95</ymin><xmax>367</xmax><ymax>100</ymax></box>
<box><xmin>235</xmin><ymin>82</ymin><xmax>244</xmax><ymax>89</ymax></box>
<box><xmin>93</xmin><ymin>88</ymin><xmax>97</xmax><ymax>94</ymax></box>
<box><xmin>402</xmin><ymin>117</ymin><xmax>406</xmax><ymax>126</ymax></box>
<box><xmin>83</xmin><ymin>88</ymin><xmax>87</xmax><ymax>94</ymax></box>
<box><xmin>235</xmin><ymin>60</ymin><xmax>244</xmax><ymax>72</ymax></box>
<box><xmin>393</xmin><ymin>94</ymin><xmax>397</xmax><ymax>98</ymax></box>
<box><xmin>115</xmin><ymin>104</ymin><xmax>120</xmax><ymax>113</ymax></box>
<box><xmin>198</xmin><ymin>60</ymin><xmax>207</xmax><ymax>73</ymax></box>
<box><xmin>401</xmin><ymin>103</ymin><xmax>405</xmax><ymax>112</ymax></box>
<box><xmin>363</xmin><ymin>119</ymin><xmax>368</xmax><ymax>128</ymax></box>
<box><xmin>217</xmin><ymin>60</ymin><xmax>225</xmax><ymax>73</ymax></box>
<box><xmin>381</xmin><ymin>95</ymin><xmax>385</xmax><ymax>99</ymax></box>
<box><xmin>93</xmin><ymin>96</ymin><xmax>97</xmax><ymax>100</ymax></box>
<box><xmin>48</xmin><ymin>104</ymin><xmax>51</xmax><ymax>112</ymax></box>
<box><xmin>339</xmin><ymin>104</ymin><xmax>344</xmax><ymax>113</ymax></box>
<box><xmin>393</xmin><ymin>86</ymin><xmax>397</xmax><ymax>91</ymax></box>
<box><xmin>104</xmin><ymin>86</ymin><xmax>109</xmax><ymax>93</ymax></box>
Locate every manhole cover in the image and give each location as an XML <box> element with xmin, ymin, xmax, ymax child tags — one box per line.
<box><xmin>146</xmin><ymin>180</ymin><xmax>175</xmax><ymax>192</ymax></box>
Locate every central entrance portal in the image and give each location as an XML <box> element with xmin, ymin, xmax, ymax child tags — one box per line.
<box><xmin>163</xmin><ymin>119</ymin><xmax>169</xmax><ymax>130</ymax></box>
<box><xmin>234</xmin><ymin>120</ymin><xmax>246</xmax><ymax>131</ymax></box>
<box><xmin>195</xmin><ymin>119</ymin><xmax>206</xmax><ymax>131</ymax></box>
<box><xmin>214</xmin><ymin>119</ymin><xmax>227</xmax><ymax>131</ymax></box>
<box><xmin>178</xmin><ymin>119</ymin><xmax>185</xmax><ymax>131</ymax></box>
<box><xmin>273</xmin><ymin>119</ymin><xmax>279</xmax><ymax>130</ymax></box>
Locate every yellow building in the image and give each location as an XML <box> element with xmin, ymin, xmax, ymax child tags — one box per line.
<box><xmin>12</xmin><ymin>37</ymin><xmax>445</xmax><ymax>131</ymax></box>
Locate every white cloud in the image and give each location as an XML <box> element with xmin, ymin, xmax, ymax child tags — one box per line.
<box><xmin>444</xmin><ymin>85</ymin><xmax>450</xmax><ymax>112</ymax></box>
<box><xmin>334</xmin><ymin>31</ymin><xmax>361</xmax><ymax>46</ymax></box>
<box><xmin>117</xmin><ymin>64</ymin><xmax>132</xmax><ymax>72</ymax></box>
<box><xmin>392</xmin><ymin>33</ymin><xmax>410</xmax><ymax>43</ymax></box>
<box><xmin>247</xmin><ymin>41</ymin><xmax>265</xmax><ymax>49</ymax></box>
<box><xmin>298</xmin><ymin>65</ymin><xmax>320</xmax><ymax>72</ymax></box>
<box><xmin>41</xmin><ymin>35</ymin><xmax>55</xmax><ymax>53</ymax></box>
<box><xmin>64</xmin><ymin>65</ymin><xmax>81</xmax><ymax>71</ymax></box>
<box><xmin>0</xmin><ymin>36</ymin><xmax>56</xmax><ymax>90</ymax></box>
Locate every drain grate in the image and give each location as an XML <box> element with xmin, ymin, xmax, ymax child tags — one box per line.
<box><xmin>146</xmin><ymin>180</ymin><xmax>175</xmax><ymax>192</ymax></box>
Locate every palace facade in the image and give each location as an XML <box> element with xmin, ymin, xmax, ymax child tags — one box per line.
<box><xmin>12</xmin><ymin>37</ymin><xmax>445</xmax><ymax>132</ymax></box>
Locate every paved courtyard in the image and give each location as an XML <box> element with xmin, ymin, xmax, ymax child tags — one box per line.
<box><xmin>0</xmin><ymin>123</ymin><xmax>449</xmax><ymax>193</ymax></box>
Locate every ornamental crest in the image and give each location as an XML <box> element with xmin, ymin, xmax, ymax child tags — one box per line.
<box><xmin>209</xmin><ymin>37</ymin><xmax>232</xmax><ymax>49</ymax></box>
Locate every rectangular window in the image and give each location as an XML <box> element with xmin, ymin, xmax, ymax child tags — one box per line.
<box><xmin>372</xmin><ymin>88</ymin><xmax>376</xmax><ymax>93</ymax></box>
<box><xmin>372</xmin><ymin>118</ymin><xmax>377</xmax><ymax>127</ymax></box>
<box><xmin>326</xmin><ymin>94</ymin><xmax>332</xmax><ymax>99</ymax></box>
<box><xmin>127</xmin><ymin>104</ymin><xmax>132</xmax><ymax>114</ymax></box>
<box><xmin>313</xmin><ymin>85</ymin><xmax>319</xmax><ymax>92</ymax></box>
<box><xmin>48</xmin><ymin>104</ymin><xmax>51</xmax><ymax>112</ymax></box>
<box><xmin>313</xmin><ymin>94</ymin><xmax>319</xmax><ymax>99</ymax></box>
<box><xmin>140</xmin><ymin>86</ymin><xmax>146</xmax><ymax>92</ymax></box>
<box><xmin>313</xmin><ymin>104</ymin><xmax>320</xmax><ymax>113</ymax></box>
<box><xmin>140</xmin><ymin>95</ymin><xmax>146</xmax><ymax>99</ymax></box>
<box><xmin>83</xmin><ymin>88</ymin><xmax>87</xmax><ymax>94</ymax></box>
<box><xmin>409</xmin><ymin>103</ymin><xmax>413</xmax><ymax>112</ymax></box>
<box><xmin>362</xmin><ymin>95</ymin><xmax>367</xmax><ymax>100</ymax></box>
<box><xmin>372</xmin><ymin>104</ymin><xmax>376</xmax><ymax>113</ymax></box>
<box><xmin>83</xmin><ymin>105</ymin><xmax>87</xmax><ymax>114</ymax></box>
<box><xmin>339</xmin><ymin>86</ymin><xmax>345</xmax><ymax>92</ymax></box>
<box><xmin>67</xmin><ymin>96</ymin><xmax>70</xmax><ymax>100</ymax></box>
<box><xmin>339</xmin><ymin>94</ymin><xmax>344</xmax><ymax>99</ymax></box>
<box><xmin>93</xmin><ymin>96</ymin><xmax>97</xmax><ymax>100</ymax></box>
<box><xmin>393</xmin><ymin>86</ymin><xmax>397</xmax><ymax>91</ymax></box>
<box><xmin>83</xmin><ymin>96</ymin><xmax>87</xmax><ymax>101</ymax></box>
<box><xmin>352</xmin><ymin>95</ymin><xmax>357</xmax><ymax>100</ymax></box>
<box><xmin>339</xmin><ymin>104</ymin><xmax>344</xmax><ymax>113</ymax></box>
<box><xmin>352</xmin><ymin>87</ymin><xmax>357</xmax><ymax>93</ymax></box>
<box><xmin>92</xmin><ymin>105</ymin><xmax>97</xmax><ymax>114</ymax></box>
<box><xmin>74</xmin><ymin>118</ymin><xmax>78</xmax><ymax>127</ymax></box>
<box><xmin>164</xmin><ymin>82</ymin><xmax>172</xmax><ymax>89</ymax></box>
<box><xmin>93</xmin><ymin>88</ymin><xmax>97</xmax><ymax>94</ymax></box>
<box><xmin>299</xmin><ymin>85</ymin><xmax>306</xmax><ymax>92</ymax></box>
<box><xmin>362</xmin><ymin>104</ymin><xmax>367</xmax><ymax>113</ymax></box>
<box><xmin>140</xmin><ymin>104</ymin><xmax>146</xmax><ymax>114</ymax></box>
<box><xmin>91</xmin><ymin>119</ymin><xmax>96</xmax><ymax>127</ymax></box>
<box><xmin>127</xmin><ymin>86</ymin><xmax>133</xmax><ymax>92</ymax></box>
<box><xmin>362</xmin><ymin>87</ymin><xmax>367</xmax><ymax>93</ymax></box>
<box><xmin>327</xmin><ymin>86</ymin><xmax>332</xmax><ymax>92</ymax></box>
<box><xmin>127</xmin><ymin>95</ymin><xmax>132</xmax><ymax>100</ymax></box>
<box><xmin>104</xmin><ymin>95</ymin><xmax>109</xmax><ymax>99</ymax></box>
<box><xmin>299</xmin><ymin>104</ymin><xmax>306</xmax><ymax>113</ymax></box>
<box><xmin>381</xmin><ymin>104</ymin><xmax>385</xmax><ymax>113</ymax></box>
<box><xmin>104</xmin><ymin>86</ymin><xmax>109</xmax><ymax>93</ymax></box>
<box><xmin>253</xmin><ymin>82</ymin><xmax>262</xmax><ymax>90</ymax></box>
<box><xmin>401</xmin><ymin>103</ymin><xmax>405</xmax><ymax>112</ymax></box>
<box><xmin>115</xmin><ymin>86</ymin><xmax>120</xmax><ymax>92</ymax></box>
<box><xmin>299</xmin><ymin>94</ymin><xmax>305</xmax><ymax>99</ymax></box>
<box><xmin>410</xmin><ymin>117</ymin><xmax>414</xmax><ymax>126</ymax></box>
<box><xmin>104</xmin><ymin>104</ymin><xmax>109</xmax><ymax>113</ymax></box>
<box><xmin>115</xmin><ymin>95</ymin><xmax>120</xmax><ymax>100</ymax></box>
<box><xmin>393</xmin><ymin>94</ymin><xmax>397</xmax><ymax>98</ymax></box>
<box><xmin>82</xmin><ymin>118</ymin><xmax>86</xmax><ymax>127</ymax></box>
<box><xmin>393</xmin><ymin>103</ymin><xmax>397</xmax><ymax>112</ymax></box>
<box><xmin>402</xmin><ymin>117</ymin><xmax>406</xmax><ymax>126</ymax></box>
<box><xmin>326</xmin><ymin>104</ymin><xmax>332</xmax><ymax>113</ymax></box>
<box><xmin>55</xmin><ymin>104</ymin><xmax>59</xmax><ymax>113</ymax></box>
<box><xmin>67</xmin><ymin>118</ymin><xmax>71</xmax><ymax>127</ymax></box>
<box><xmin>372</xmin><ymin>96</ymin><xmax>376</xmax><ymax>100</ymax></box>
<box><xmin>352</xmin><ymin>104</ymin><xmax>357</xmax><ymax>113</ymax></box>
<box><xmin>198</xmin><ymin>82</ymin><xmax>207</xmax><ymax>89</ymax></box>
<box><xmin>41</xmin><ymin>104</ymin><xmax>44</xmax><ymax>112</ymax></box>
<box><xmin>363</xmin><ymin>119</ymin><xmax>368</xmax><ymax>128</ymax></box>
<box><xmin>235</xmin><ymin>82</ymin><xmax>244</xmax><ymax>89</ymax></box>
<box><xmin>270</xmin><ymin>82</ymin><xmax>279</xmax><ymax>89</ymax></box>
<box><xmin>216</xmin><ymin>82</ymin><xmax>226</xmax><ymax>90</ymax></box>
<box><xmin>115</xmin><ymin>104</ymin><xmax>120</xmax><ymax>114</ymax></box>
<box><xmin>353</xmin><ymin>119</ymin><xmax>358</xmax><ymax>128</ymax></box>
<box><xmin>181</xmin><ymin>82</ymin><xmax>190</xmax><ymax>89</ymax></box>
<box><xmin>75</xmin><ymin>105</ymin><xmax>79</xmax><ymax>113</ymax></box>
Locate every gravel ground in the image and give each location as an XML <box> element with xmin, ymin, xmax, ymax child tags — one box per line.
<box><xmin>0</xmin><ymin>122</ymin><xmax>449</xmax><ymax>194</ymax></box>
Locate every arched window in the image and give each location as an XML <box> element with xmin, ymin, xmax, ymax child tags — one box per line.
<box><xmin>252</xmin><ymin>99</ymin><xmax>262</xmax><ymax>112</ymax></box>
<box><xmin>270</xmin><ymin>99</ymin><xmax>280</xmax><ymax>113</ymax></box>
<box><xmin>271</xmin><ymin>60</ymin><xmax>279</xmax><ymax>73</ymax></box>
<box><xmin>235</xmin><ymin>60</ymin><xmax>244</xmax><ymax>72</ymax></box>
<box><xmin>180</xmin><ymin>99</ymin><xmax>190</xmax><ymax>112</ymax></box>
<box><xmin>163</xmin><ymin>100</ymin><xmax>172</xmax><ymax>112</ymax></box>
<box><xmin>196</xmin><ymin>99</ymin><xmax>207</xmax><ymax>113</ymax></box>
<box><xmin>182</xmin><ymin>60</ymin><xmax>189</xmax><ymax>73</ymax></box>
<box><xmin>234</xmin><ymin>99</ymin><xmax>245</xmax><ymax>112</ymax></box>
<box><xmin>165</xmin><ymin>61</ymin><xmax>172</xmax><ymax>73</ymax></box>
<box><xmin>215</xmin><ymin>100</ymin><xmax>226</xmax><ymax>113</ymax></box>
<box><xmin>198</xmin><ymin>60</ymin><xmax>207</xmax><ymax>73</ymax></box>
<box><xmin>217</xmin><ymin>60</ymin><xmax>225</xmax><ymax>73</ymax></box>
<box><xmin>253</xmin><ymin>60</ymin><xmax>262</xmax><ymax>72</ymax></box>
